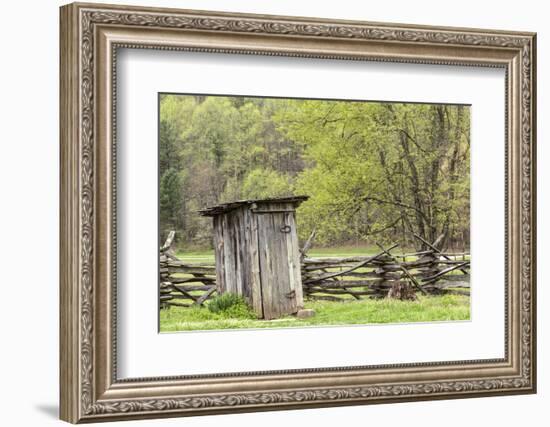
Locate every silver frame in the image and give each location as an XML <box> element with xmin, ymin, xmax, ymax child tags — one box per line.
<box><xmin>60</xmin><ymin>2</ymin><xmax>536</xmax><ymax>423</ymax></box>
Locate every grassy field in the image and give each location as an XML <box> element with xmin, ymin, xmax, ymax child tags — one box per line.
<box><xmin>174</xmin><ymin>245</ymin><xmax>411</xmax><ymax>264</ymax></box>
<box><xmin>160</xmin><ymin>294</ymin><xmax>470</xmax><ymax>332</ymax></box>
<box><xmin>174</xmin><ymin>245</ymin><xmax>469</xmax><ymax>262</ymax></box>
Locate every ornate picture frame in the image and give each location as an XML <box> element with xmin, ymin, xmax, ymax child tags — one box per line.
<box><xmin>60</xmin><ymin>2</ymin><xmax>536</xmax><ymax>423</ymax></box>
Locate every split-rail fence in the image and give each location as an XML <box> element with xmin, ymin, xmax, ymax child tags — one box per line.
<box><xmin>160</xmin><ymin>231</ymin><xmax>470</xmax><ymax>308</ymax></box>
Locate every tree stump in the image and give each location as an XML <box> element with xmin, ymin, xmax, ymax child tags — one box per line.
<box><xmin>387</xmin><ymin>282</ymin><xmax>417</xmax><ymax>301</ymax></box>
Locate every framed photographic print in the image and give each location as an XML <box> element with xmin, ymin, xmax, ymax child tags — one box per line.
<box><xmin>59</xmin><ymin>2</ymin><xmax>537</xmax><ymax>423</ymax></box>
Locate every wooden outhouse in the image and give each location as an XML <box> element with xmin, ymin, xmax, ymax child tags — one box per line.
<box><xmin>199</xmin><ymin>196</ymin><xmax>308</xmax><ymax>320</ymax></box>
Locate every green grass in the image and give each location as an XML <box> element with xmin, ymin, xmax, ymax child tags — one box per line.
<box><xmin>174</xmin><ymin>245</ymin><xmax>402</xmax><ymax>264</ymax></box>
<box><xmin>174</xmin><ymin>246</ymin><xmax>469</xmax><ymax>264</ymax></box>
<box><xmin>160</xmin><ymin>294</ymin><xmax>470</xmax><ymax>332</ymax></box>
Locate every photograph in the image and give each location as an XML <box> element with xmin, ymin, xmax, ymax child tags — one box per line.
<box><xmin>158</xmin><ymin>93</ymin><xmax>472</xmax><ymax>332</ymax></box>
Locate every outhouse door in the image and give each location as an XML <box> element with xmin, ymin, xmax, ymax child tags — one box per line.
<box><xmin>200</xmin><ymin>196</ymin><xmax>308</xmax><ymax>320</ymax></box>
<box><xmin>254</xmin><ymin>207</ymin><xmax>303</xmax><ymax>320</ymax></box>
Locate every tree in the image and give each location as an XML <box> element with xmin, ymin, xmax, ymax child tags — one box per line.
<box><xmin>159</xmin><ymin>168</ymin><xmax>182</xmax><ymax>236</ymax></box>
<box><xmin>275</xmin><ymin>100</ymin><xmax>470</xmax><ymax>249</ymax></box>
<box><xmin>240</xmin><ymin>168</ymin><xmax>294</xmax><ymax>200</ymax></box>
<box><xmin>159</xmin><ymin>94</ymin><xmax>470</xmax><ymax>251</ymax></box>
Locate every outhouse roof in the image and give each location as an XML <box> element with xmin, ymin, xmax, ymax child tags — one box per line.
<box><xmin>198</xmin><ymin>195</ymin><xmax>309</xmax><ymax>217</ymax></box>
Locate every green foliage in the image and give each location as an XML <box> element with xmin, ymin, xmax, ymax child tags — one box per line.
<box><xmin>159</xmin><ymin>94</ymin><xmax>470</xmax><ymax>251</ymax></box>
<box><xmin>207</xmin><ymin>293</ymin><xmax>256</xmax><ymax>319</ymax></box>
<box><xmin>276</xmin><ymin>100</ymin><xmax>470</xmax><ymax>248</ymax></box>
<box><xmin>240</xmin><ymin>168</ymin><xmax>294</xmax><ymax>199</ymax></box>
<box><xmin>159</xmin><ymin>94</ymin><xmax>305</xmax><ymax>249</ymax></box>
<box><xmin>159</xmin><ymin>168</ymin><xmax>182</xmax><ymax>233</ymax></box>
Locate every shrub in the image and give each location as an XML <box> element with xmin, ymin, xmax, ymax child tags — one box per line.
<box><xmin>207</xmin><ymin>293</ymin><xmax>256</xmax><ymax>319</ymax></box>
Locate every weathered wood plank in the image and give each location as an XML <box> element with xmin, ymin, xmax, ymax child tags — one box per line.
<box><xmin>160</xmin><ymin>230</ymin><xmax>176</xmax><ymax>252</ymax></box>
<box><xmin>166</xmin><ymin>264</ymin><xmax>216</xmax><ymax>274</ymax></box>
<box><xmin>287</xmin><ymin>210</ymin><xmax>304</xmax><ymax>310</ymax></box>
<box><xmin>168</xmin><ymin>277</ymin><xmax>215</xmax><ymax>284</ymax></box>
<box><xmin>427</xmin><ymin>281</ymin><xmax>471</xmax><ymax>289</ymax></box>
<box><xmin>421</xmin><ymin>262</ymin><xmax>470</xmax><ymax>284</ymax></box>
<box><xmin>257</xmin><ymin>211</ymin><xmax>275</xmax><ymax>319</ymax></box>
<box><xmin>273</xmin><ymin>210</ymin><xmax>291</xmax><ymax>317</ymax></box>
<box><xmin>247</xmin><ymin>208</ymin><xmax>263</xmax><ymax>318</ymax></box>
<box><xmin>305</xmin><ymin>279</ymin><xmax>384</xmax><ymax>288</ymax></box>
<box><xmin>194</xmin><ymin>287</ymin><xmax>217</xmax><ymax>305</ymax></box>
<box><xmin>413</xmin><ymin>233</ymin><xmax>470</xmax><ymax>275</ymax></box>
<box><xmin>171</xmin><ymin>284</ymin><xmax>216</xmax><ymax>292</ymax></box>
<box><xmin>303</xmin><ymin>245</ymin><xmax>398</xmax><ymax>284</ymax></box>
<box><xmin>299</xmin><ymin>228</ymin><xmax>316</xmax><ymax>260</ymax></box>
<box><xmin>305</xmin><ymin>295</ymin><xmax>346</xmax><ymax>302</ymax></box>
<box><xmin>272</xmin><ymin>207</ymin><xmax>293</xmax><ymax>318</ymax></box>
<box><xmin>162</xmin><ymin>294</ymin><xmax>197</xmax><ymax>300</ymax></box>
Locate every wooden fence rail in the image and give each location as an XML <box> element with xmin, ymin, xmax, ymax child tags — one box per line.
<box><xmin>159</xmin><ymin>231</ymin><xmax>218</xmax><ymax>309</ymax></box>
<box><xmin>159</xmin><ymin>232</ymin><xmax>470</xmax><ymax>308</ymax></box>
<box><xmin>302</xmin><ymin>246</ymin><xmax>470</xmax><ymax>301</ymax></box>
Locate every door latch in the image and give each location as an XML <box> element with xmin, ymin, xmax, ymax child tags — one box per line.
<box><xmin>280</xmin><ymin>225</ymin><xmax>291</xmax><ymax>233</ymax></box>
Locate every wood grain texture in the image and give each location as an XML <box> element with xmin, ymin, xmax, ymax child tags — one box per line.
<box><xmin>246</xmin><ymin>208</ymin><xmax>263</xmax><ymax>317</ymax></box>
<box><xmin>213</xmin><ymin>215</ymin><xmax>226</xmax><ymax>294</ymax></box>
<box><xmin>209</xmin><ymin>201</ymin><xmax>304</xmax><ymax>319</ymax></box>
